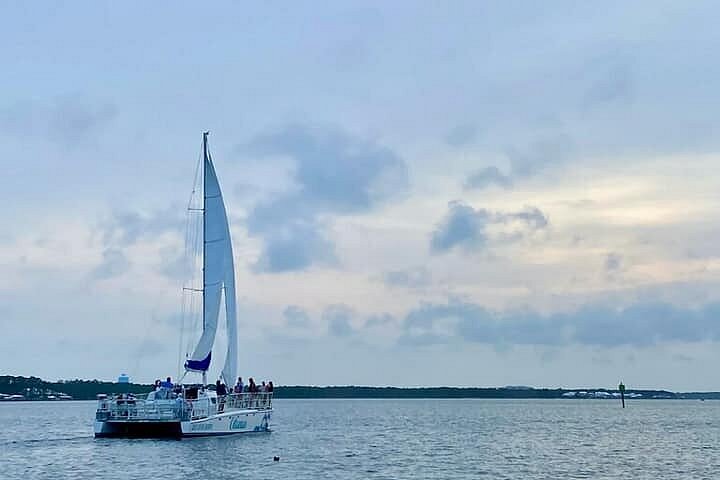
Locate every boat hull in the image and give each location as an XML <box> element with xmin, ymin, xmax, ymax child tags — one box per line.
<box><xmin>94</xmin><ymin>420</ymin><xmax>182</xmax><ymax>438</ymax></box>
<box><xmin>182</xmin><ymin>409</ymin><xmax>271</xmax><ymax>436</ymax></box>
<box><xmin>94</xmin><ymin>409</ymin><xmax>271</xmax><ymax>438</ymax></box>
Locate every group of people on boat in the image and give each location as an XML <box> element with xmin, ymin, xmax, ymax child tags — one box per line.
<box><xmin>109</xmin><ymin>374</ymin><xmax>273</xmax><ymax>418</ymax></box>
<box><xmin>223</xmin><ymin>377</ymin><xmax>274</xmax><ymax>394</ymax></box>
<box><xmin>214</xmin><ymin>377</ymin><xmax>274</xmax><ymax>412</ymax></box>
<box><xmin>152</xmin><ymin>377</ymin><xmax>182</xmax><ymax>399</ymax></box>
<box><xmin>150</xmin><ymin>376</ymin><xmax>274</xmax><ymax>398</ymax></box>
<box><xmin>114</xmin><ymin>393</ymin><xmax>137</xmax><ymax>404</ymax></box>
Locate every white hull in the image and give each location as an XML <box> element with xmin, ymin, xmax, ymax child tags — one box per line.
<box><xmin>182</xmin><ymin>408</ymin><xmax>271</xmax><ymax>436</ymax></box>
<box><xmin>94</xmin><ymin>408</ymin><xmax>271</xmax><ymax>438</ymax></box>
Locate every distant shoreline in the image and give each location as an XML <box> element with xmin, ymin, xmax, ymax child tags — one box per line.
<box><xmin>3</xmin><ymin>375</ymin><xmax>719</xmax><ymax>401</ymax></box>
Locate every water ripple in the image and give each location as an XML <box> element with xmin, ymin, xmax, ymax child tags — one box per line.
<box><xmin>2</xmin><ymin>399</ymin><xmax>719</xmax><ymax>479</ymax></box>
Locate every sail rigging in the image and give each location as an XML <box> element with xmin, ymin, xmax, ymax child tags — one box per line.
<box><xmin>184</xmin><ymin>133</ymin><xmax>237</xmax><ymax>383</ymax></box>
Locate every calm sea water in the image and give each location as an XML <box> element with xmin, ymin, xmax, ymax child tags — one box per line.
<box><xmin>1</xmin><ymin>399</ymin><xmax>718</xmax><ymax>479</ymax></box>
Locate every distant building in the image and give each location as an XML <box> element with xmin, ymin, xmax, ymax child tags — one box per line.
<box><xmin>118</xmin><ymin>374</ymin><xmax>130</xmax><ymax>384</ymax></box>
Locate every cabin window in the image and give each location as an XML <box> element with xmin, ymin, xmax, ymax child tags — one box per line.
<box><xmin>211</xmin><ymin>398</ymin><xmax>216</xmax><ymax>404</ymax></box>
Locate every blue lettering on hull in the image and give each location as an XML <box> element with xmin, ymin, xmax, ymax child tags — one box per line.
<box><xmin>191</xmin><ymin>422</ymin><xmax>213</xmax><ymax>431</ymax></box>
<box><xmin>230</xmin><ymin>417</ymin><xmax>247</xmax><ymax>430</ymax></box>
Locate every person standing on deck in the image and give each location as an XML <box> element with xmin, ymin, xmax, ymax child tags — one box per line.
<box><xmin>234</xmin><ymin>377</ymin><xmax>244</xmax><ymax>394</ymax></box>
<box><xmin>174</xmin><ymin>393</ymin><xmax>184</xmax><ymax>418</ymax></box>
<box><xmin>216</xmin><ymin>380</ymin><xmax>228</xmax><ymax>412</ymax></box>
<box><xmin>160</xmin><ymin>377</ymin><xmax>173</xmax><ymax>389</ymax></box>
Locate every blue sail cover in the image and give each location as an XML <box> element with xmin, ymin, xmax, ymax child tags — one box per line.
<box><xmin>185</xmin><ymin>351</ymin><xmax>212</xmax><ymax>372</ymax></box>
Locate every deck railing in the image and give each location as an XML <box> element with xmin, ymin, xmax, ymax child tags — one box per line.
<box><xmin>221</xmin><ymin>392</ymin><xmax>273</xmax><ymax>411</ymax></box>
<box><xmin>96</xmin><ymin>397</ymin><xmax>190</xmax><ymax>422</ymax></box>
<box><xmin>96</xmin><ymin>392</ymin><xmax>273</xmax><ymax>422</ymax></box>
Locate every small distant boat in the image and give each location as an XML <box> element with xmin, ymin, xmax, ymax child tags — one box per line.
<box><xmin>94</xmin><ymin>133</ymin><xmax>272</xmax><ymax>438</ymax></box>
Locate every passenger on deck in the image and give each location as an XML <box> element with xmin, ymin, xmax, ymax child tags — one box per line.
<box><xmin>160</xmin><ymin>377</ymin><xmax>173</xmax><ymax>389</ymax></box>
<box><xmin>216</xmin><ymin>380</ymin><xmax>227</xmax><ymax>397</ymax></box>
<box><xmin>248</xmin><ymin>378</ymin><xmax>257</xmax><ymax>393</ymax></box>
<box><xmin>174</xmin><ymin>393</ymin><xmax>185</xmax><ymax>417</ymax></box>
<box><xmin>154</xmin><ymin>379</ymin><xmax>161</xmax><ymax>391</ymax></box>
<box><xmin>261</xmin><ymin>381</ymin><xmax>267</xmax><ymax>392</ymax></box>
<box><xmin>267</xmin><ymin>381</ymin><xmax>274</xmax><ymax>393</ymax></box>
<box><xmin>216</xmin><ymin>380</ymin><xmax>227</xmax><ymax>412</ymax></box>
<box><xmin>234</xmin><ymin>377</ymin><xmax>244</xmax><ymax>394</ymax></box>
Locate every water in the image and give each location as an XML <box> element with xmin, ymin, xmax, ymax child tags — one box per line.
<box><xmin>1</xmin><ymin>399</ymin><xmax>718</xmax><ymax>479</ymax></box>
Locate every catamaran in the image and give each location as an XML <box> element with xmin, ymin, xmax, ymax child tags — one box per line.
<box><xmin>94</xmin><ymin>132</ymin><xmax>272</xmax><ymax>438</ymax></box>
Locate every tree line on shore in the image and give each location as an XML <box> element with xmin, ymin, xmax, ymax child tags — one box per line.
<box><xmin>2</xmin><ymin>375</ymin><xmax>715</xmax><ymax>400</ymax></box>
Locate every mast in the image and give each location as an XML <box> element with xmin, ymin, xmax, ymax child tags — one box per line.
<box><xmin>202</xmin><ymin>131</ymin><xmax>209</xmax><ymax>387</ymax></box>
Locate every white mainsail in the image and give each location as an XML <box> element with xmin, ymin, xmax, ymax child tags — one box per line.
<box><xmin>221</xmin><ymin>224</ymin><xmax>238</xmax><ymax>385</ymax></box>
<box><xmin>185</xmin><ymin>133</ymin><xmax>237</xmax><ymax>382</ymax></box>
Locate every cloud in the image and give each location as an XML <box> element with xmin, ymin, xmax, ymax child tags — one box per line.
<box><xmin>323</xmin><ymin>304</ymin><xmax>355</xmax><ymax>337</ymax></box>
<box><xmin>99</xmin><ymin>207</ymin><xmax>184</xmax><ymax>248</ymax></box>
<box><xmin>398</xmin><ymin>299</ymin><xmax>720</xmax><ymax>348</ymax></box>
<box><xmin>323</xmin><ymin>7</ymin><xmax>381</xmax><ymax>72</ymax></box>
<box><xmin>508</xmin><ymin>135</ymin><xmax>574</xmax><ymax>179</ymax></box>
<box><xmin>605</xmin><ymin>252</ymin><xmax>623</xmax><ymax>272</ymax></box>
<box><xmin>583</xmin><ymin>62</ymin><xmax>634</xmax><ymax>108</ymax></box>
<box><xmin>464</xmin><ymin>166</ymin><xmax>513</xmax><ymax>190</ymax></box>
<box><xmin>49</xmin><ymin>98</ymin><xmax>117</xmax><ymax>146</ymax></box>
<box><xmin>0</xmin><ymin>96</ymin><xmax>117</xmax><ymax>147</ymax></box>
<box><xmin>445</xmin><ymin>123</ymin><xmax>479</xmax><ymax>147</ymax></box>
<box><xmin>91</xmin><ymin>207</ymin><xmax>185</xmax><ymax>280</ymax></box>
<box><xmin>383</xmin><ymin>267</ymin><xmax>432</xmax><ymax>289</ymax></box>
<box><xmin>465</xmin><ymin>135</ymin><xmax>573</xmax><ymax>190</ymax></box>
<box><xmin>502</xmin><ymin>206</ymin><xmax>549</xmax><ymax>230</ymax></box>
<box><xmin>570</xmin><ymin>303</ymin><xmax>716</xmax><ymax>347</ymax></box>
<box><xmin>364</xmin><ymin>313</ymin><xmax>395</xmax><ymax>328</ymax></box>
<box><xmin>430</xmin><ymin>202</ymin><xmax>492</xmax><ymax>253</ymax></box>
<box><xmin>243</xmin><ymin>125</ymin><xmax>408</xmax><ymax>272</ymax></box>
<box><xmin>251</xmin><ymin>218</ymin><xmax>336</xmax><ymax>273</ymax></box>
<box><xmin>245</xmin><ymin>125</ymin><xmax>408</xmax><ymax>213</ymax></box>
<box><xmin>399</xmin><ymin>301</ymin><xmax>473</xmax><ymax>346</ymax></box>
<box><xmin>158</xmin><ymin>246</ymin><xmax>191</xmax><ymax>280</ymax></box>
<box><xmin>90</xmin><ymin>248</ymin><xmax>130</xmax><ymax>280</ymax></box>
<box><xmin>283</xmin><ymin>305</ymin><xmax>311</xmax><ymax>328</ymax></box>
<box><xmin>282</xmin><ymin>304</ymin><xmax>395</xmax><ymax>335</ymax></box>
<box><xmin>430</xmin><ymin>202</ymin><xmax>548</xmax><ymax>253</ymax></box>
<box><xmin>134</xmin><ymin>338</ymin><xmax>170</xmax><ymax>359</ymax></box>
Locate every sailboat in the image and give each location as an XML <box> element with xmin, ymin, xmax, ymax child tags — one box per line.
<box><xmin>94</xmin><ymin>132</ymin><xmax>272</xmax><ymax>438</ymax></box>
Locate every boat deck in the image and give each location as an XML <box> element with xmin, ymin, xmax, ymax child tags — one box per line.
<box><xmin>95</xmin><ymin>392</ymin><xmax>273</xmax><ymax>423</ymax></box>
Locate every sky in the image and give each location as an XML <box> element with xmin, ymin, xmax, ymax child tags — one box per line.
<box><xmin>2</xmin><ymin>1</ymin><xmax>720</xmax><ymax>390</ymax></box>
